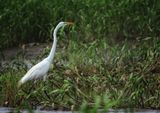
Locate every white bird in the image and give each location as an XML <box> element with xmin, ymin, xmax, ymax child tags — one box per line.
<box><xmin>18</xmin><ymin>21</ymin><xmax>73</xmax><ymax>86</ymax></box>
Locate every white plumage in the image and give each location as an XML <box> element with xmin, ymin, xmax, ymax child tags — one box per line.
<box><xmin>19</xmin><ymin>58</ymin><xmax>50</xmax><ymax>85</ymax></box>
<box><xmin>18</xmin><ymin>21</ymin><xmax>73</xmax><ymax>86</ymax></box>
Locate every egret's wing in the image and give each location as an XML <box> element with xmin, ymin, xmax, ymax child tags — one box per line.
<box><xmin>18</xmin><ymin>69</ymin><xmax>40</xmax><ymax>86</ymax></box>
<box><xmin>18</xmin><ymin>58</ymin><xmax>50</xmax><ymax>86</ymax></box>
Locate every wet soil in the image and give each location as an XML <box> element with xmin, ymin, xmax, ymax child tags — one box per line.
<box><xmin>0</xmin><ymin>43</ymin><xmax>51</xmax><ymax>61</ymax></box>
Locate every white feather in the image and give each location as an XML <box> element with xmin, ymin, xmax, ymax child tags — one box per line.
<box><xmin>18</xmin><ymin>58</ymin><xmax>50</xmax><ymax>86</ymax></box>
<box><xmin>18</xmin><ymin>21</ymin><xmax>72</xmax><ymax>87</ymax></box>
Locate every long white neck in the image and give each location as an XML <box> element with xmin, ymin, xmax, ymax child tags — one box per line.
<box><xmin>47</xmin><ymin>28</ymin><xmax>58</xmax><ymax>63</ymax></box>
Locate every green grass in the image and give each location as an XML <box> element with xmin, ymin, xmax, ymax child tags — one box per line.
<box><xmin>0</xmin><ymin>0</ymin><xmax>160</xmax><ymax>49</ymax></box>
<box><xmin>0</xmin><ymin>0</ymin><xmax>160</xmax><ymax>111</ymax></box>
<box><xmin>0</xmin><ymin>37</ymin><xmax>160</xmax><ymax>111</ymax></box>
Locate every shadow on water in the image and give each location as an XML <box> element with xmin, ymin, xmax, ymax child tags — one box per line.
<box><xmin>0</xmin><ymin>107</ymin><xmax>160</xmax><ymax>113</ymax></box>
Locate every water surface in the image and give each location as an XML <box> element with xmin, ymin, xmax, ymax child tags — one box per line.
<box><xmin>0</xmin><ymin>107</ymin><xmax>160</xmax><ymax>113</ymax></box>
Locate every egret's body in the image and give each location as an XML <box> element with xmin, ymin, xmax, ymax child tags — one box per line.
<box><xmin>18</xmin><ymin>22</ymin><xmax>73</xmax><ymax>86</ymax></box>
<box><xmin>19</xmin><ymin>58</ymin><xmax>50</xmax><ymax>84</ymax></box>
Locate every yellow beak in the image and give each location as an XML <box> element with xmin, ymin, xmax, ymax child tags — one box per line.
<box><xmin>65</xmin><ymin>22</ymin><xmax>74</xmax><ymax>25</ymax></box>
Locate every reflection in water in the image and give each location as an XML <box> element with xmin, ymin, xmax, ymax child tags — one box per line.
<box><xmin>0</xmin><ymin>107</ymin><xmax>160</xmax><ymax>113</ymax></box>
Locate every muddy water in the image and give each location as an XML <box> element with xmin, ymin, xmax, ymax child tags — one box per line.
<box><xmin>108</xmin><ymin>109</ymin><xmax>160</xmax><ymax>113</ymax></box>
<box><xmin>0</xmin><ymin>107</ymin><xmax>72</xmax><ymax>113</ymax></box>
<box><xmin>0</xmin><ymin>43</ymin><xmax>49</xmax><ymax>61</ymax></box>
<box><xmin>0</xmin><ymin>107</ymin><xmax>160</xmax><ymax>113</ymax></box>
<box><xmin>0</xmin><ymin>43</ymin><xmax>52</xmax><ymax>71</ymax></box>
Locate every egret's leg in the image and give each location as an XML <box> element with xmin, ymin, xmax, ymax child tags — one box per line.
<box><xmin>43</xmin><ymin>75</ymin><xmax>47</xmax><ymax>81</ymax></box>
<box><xmin>33</xmin><ymin>80</ymin><xmax>37</xmax><ymax>89</ymax></box>
<box><xmin>34</xmin><ymin>80</ymin><xmax>37</xmax><ymax>84</ymax></box>
<box><xmin>42</xmin><ymin>75</ymin><xmax>50</xmax><ymax>99</ymax></box>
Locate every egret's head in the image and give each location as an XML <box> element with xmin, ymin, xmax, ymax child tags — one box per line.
<box><xmin>56</xmin><ymin>21</ymin><xmax>74</xmax><ymax>29</ymax></box>
<box><xmin>52</xmin><ymin>21</ymin><xmax>73</xmax><ymax>36</ymax></box>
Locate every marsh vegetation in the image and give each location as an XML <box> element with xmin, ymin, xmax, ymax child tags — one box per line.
<box><xmin>0</xmin><ymin>0</ymin><xmax>160</xmax><ymax>112</ymax></box>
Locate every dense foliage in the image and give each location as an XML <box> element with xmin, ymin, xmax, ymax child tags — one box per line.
<box><xmin>0</xmin><ymin>38</ymin><xmax>160</xmax><ymax>111</ymax></box>
<box><xmin>0</xmin><ymin>0</ymin><xmax>160</xmax><ymax>49</ymax></box>
<box><xmin>0</xmin><ymin>0</ymin><xmax>160</xmax><ymax>112</ymax></box>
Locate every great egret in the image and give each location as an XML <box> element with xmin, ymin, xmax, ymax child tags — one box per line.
<box><xmin>18</xmin><ymin>21</ymin><xmax>73</xmax><ymax>86</ymax></box>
